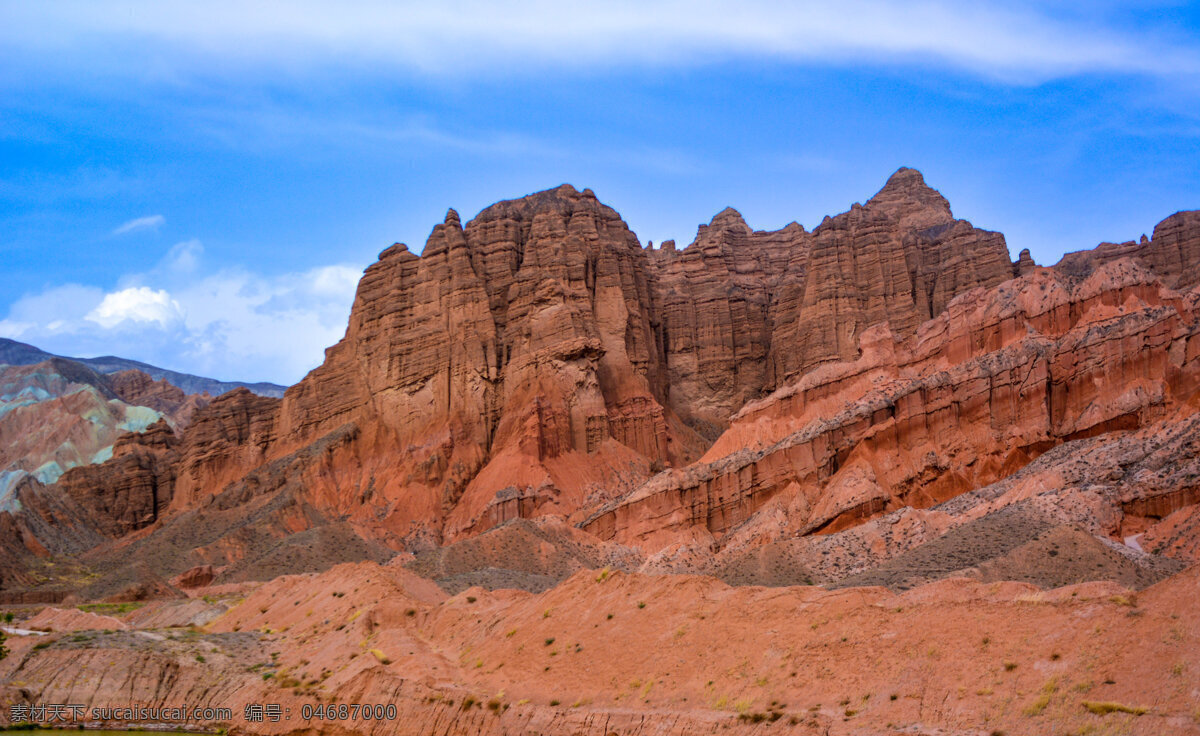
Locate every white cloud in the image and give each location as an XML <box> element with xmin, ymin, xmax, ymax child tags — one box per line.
<box><xmin>86</xmin><ymin>287</ymin><xmax>184</xmax><ymax>329</ymax></box>
<box><xmin>0</xmin><ymin>243</ymin><xmax>363</xmax><ymax>384</ymax></box>
<box><xmin>113</xmin><ymin>214</ymin><xmax>165</xmax><ymax>235</ymax></box>
<box><xmin>2</xmin><ymin>1</ymin><xmax>1197</xmax><ymax>84</ymax></box>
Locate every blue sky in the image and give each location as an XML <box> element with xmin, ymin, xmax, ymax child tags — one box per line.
<box><xmin>1</xmin><ymin>1</ymin><xmax>1198</xmax><ymax>384</ymax></box>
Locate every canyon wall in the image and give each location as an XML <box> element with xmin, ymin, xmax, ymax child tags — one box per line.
<box><xmin>2</xmin><ymin>168</ymin><xmax>1198</xmax><ymax>597</ymax></box>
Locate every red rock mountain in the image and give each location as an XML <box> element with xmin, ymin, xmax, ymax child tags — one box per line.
<box><xmin>2</xmin><ymin>168</ymin><xmax>1198</xmax><ymax>600</ymax></box>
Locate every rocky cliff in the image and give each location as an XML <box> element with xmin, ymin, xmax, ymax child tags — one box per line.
<box><xmin>584</xmin><ymin>260</ymin><xmax>1200</xmax><ymax>550</ymax></box>
<box><xmin>2</xmin><ymin>168</ymin><xmax>1198</xmax><ymax>600</ymax></box>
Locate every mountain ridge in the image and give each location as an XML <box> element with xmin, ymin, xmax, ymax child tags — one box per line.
<box><xmin>0</xmin><ymin>338</ymin><xmax>287</xmax><ymax>398</ymax></box>
<box><xmin>0</xmin><ymin>167</ymin><xmax>1197</xmax><ymax>603</ymax></box>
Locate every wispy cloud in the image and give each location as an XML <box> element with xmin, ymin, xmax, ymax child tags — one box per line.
<box><xmin>113</xmin><ymin>214</ymin><xmax>165</xmax><ymax>235</ymax></box>
<box><xmin>2</xmin><ymin>1</ymin><xmax>1197</xmax><ymax>84</ymax></box>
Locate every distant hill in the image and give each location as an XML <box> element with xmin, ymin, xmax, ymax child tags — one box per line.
<box><xmin>0</xmin><ymin>337</ymin><xmax>287</xmax><ymax>397</ymax></box>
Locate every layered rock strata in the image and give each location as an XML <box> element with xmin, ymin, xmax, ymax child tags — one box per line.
<box><xmin>2</xmin><ymin>169</ymin><xmax>1198</xmax><ymax>597</ymax></box>
<box><xmin>585</xmin><ymin>260</ymin><xmax>1200</xmax><ymax>549</ymax></box>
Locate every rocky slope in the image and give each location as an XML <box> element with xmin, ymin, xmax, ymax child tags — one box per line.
<box><xmin>2</xmin><ymin>561</ymin><xmax>1198</xmax><ymax>735</ymax></box>
<box><xmin>584</xmin><ymin>260</ymin><xmax>1200</xmax><ymax>551</ymax></box>
<box><xmin>0</xmin><ymin>360</ymin><xmax>210</xmax><ymax>596</ymax></box>
<box><xmin>0</xmin><ymin>359</ymin><xmax>205</xmax><ymax>500</ymax></box>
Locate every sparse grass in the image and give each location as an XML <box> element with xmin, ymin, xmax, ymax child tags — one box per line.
<box><xmin>369</xmin><ymin>648</ymin><xmax>391</xmax><ymax>665</ymax></box>
<box><xmin>595</xmin><ymin>568</ymin><xmax>610</xmax><ymax>582</ymax></box>
<box><xmin>544</xmin><ymin>637</ymin><xmax>555</xmax><ymax>646</ymax></box>
<box><xmin>1004</xmin><ymin>661</ymin><xmax>1018</xmax><ymax>672</ymax></box>
<box><xmin>77</xmin><ymin>601</ymin><xmax>145</xmax><ymax>616</ymax></box>
<box><xmin>543</xmin><ymin>609</ymin><xmax>552</xmax><ymax>618</ymax></box>
<box><xmin>549</xmin><ymin>699</ymin><xmax>560</xmax><ymax>707</ymax></box>
<box><xmin>1171</xmin><ymin>662</ymin><xmax>1185</xmax><ymax>677</ymax></box>
<box><xmin>1108</xmin><ymin>595</ymin><xmax>1134</xmax><ymax>607</ymax></box>
<box><xmin>195</xmin><ymin>654</ymin><xmax>206</xmax><ymax>663</ymax></box>
<box><xmin>1023</xmin><ymin>678</ymin><xmax>1058</xmax><ymax>716</ymax></box>
<box><xmin>1082</xmin><ymin>701</ymin><xmax>1147</xmax><ymax>716</ymax></box>
<box><xmin>505</xmin><ymin>628</ymin><xmax>517</xmax><ymax>638</ymax></box>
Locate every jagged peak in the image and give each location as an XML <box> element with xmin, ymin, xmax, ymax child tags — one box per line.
<box><xmin>468</xmin><ymin>183</ymin><xmax>617</xmax><ymax>227</ymax></box>
<box><xmin>710</xmin><ymin>206</ymin><xmax>747</xmax><ymax>228</ymax></box>
<box><xmin>444</xmin><ymin>208</ymin><xmax>461</xmax><ymax>226</ymax></box>
<box><xmin>378</xmin><ymin>242</ymin><xmax>413</xmax><ymax>260</ymax></box>
<box><xmin>865</xmin><ymin>166</ymin><xmax>953</xmax><ymax>227</ymax></box>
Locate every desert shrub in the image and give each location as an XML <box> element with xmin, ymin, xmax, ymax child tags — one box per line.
<box><xmin>369</xmin><ymin>648</ymin><xmax>391</xmax><ymax>664</ymax></box>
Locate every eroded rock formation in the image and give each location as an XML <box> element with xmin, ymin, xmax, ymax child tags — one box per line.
<box><xmin>2</xmin><ymin>168</ymin><xmax>1198</xmax><ymax>600</ymax></box>
<box><xmin>585</xmin><ymin>260</ymin><xmax>1200</xmax><ymax>550</ymax></box>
